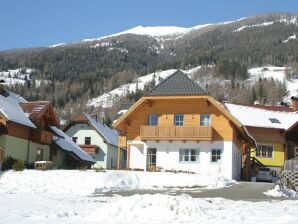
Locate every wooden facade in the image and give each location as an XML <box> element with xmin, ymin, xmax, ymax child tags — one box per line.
<box><xmin>113</xmin><ymin>95</ymin><xmax>253</xmax><ymax>171</ymax></box>
<box><xmin>115</xmin><ymin>96</ymin><xmax>242</xmax><ymax>142</ymax></box>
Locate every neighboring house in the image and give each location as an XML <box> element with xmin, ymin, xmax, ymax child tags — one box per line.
<box><xmin>113</xmin><ymin>70</ymin><xmax>255</xmax><ymax>180</ymax></box>
<box><xmin>224</xmin><ymin>100</ymin><xmax>298</xmax><ymax>172</ymax></box>
<box><xmin>64</xmin><ymin>113</ymin><xmax>119</xmax><ymax>169</ymax></box>
<box><xmin>0</xmin><ymin>83</ymin><xmax>95</xmax><ymax>170</ymax></box>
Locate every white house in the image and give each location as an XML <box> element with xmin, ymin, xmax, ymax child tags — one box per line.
<box><xmin>113</xmin><ymin>70</ymin><xmax>255</xmax><ymax>180</ymax></box>
<box><xmin>64</xmin><ymin>113</ymin><xmax>119</xmax><ymax>169</ymax></box>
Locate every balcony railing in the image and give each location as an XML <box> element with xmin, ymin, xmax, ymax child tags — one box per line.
<box><xmin>140</xmin><ymin>126</ymin><xmax>212</xmax><ymax>140</ymax></box>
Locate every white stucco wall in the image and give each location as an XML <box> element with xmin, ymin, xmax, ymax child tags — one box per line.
<box><xmin>65</xmin><ymin>123</ymin><xmax>117</xmax><ymax>169</ymax></box>
<box><xmin>128</xmin><ymin>140</ymin><xmax>241</xmax><ymax>180</ymax></box>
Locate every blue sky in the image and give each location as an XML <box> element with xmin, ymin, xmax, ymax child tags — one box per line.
<box><xmin>0</xmin><ymin>0</ymin><xmax>297</xmax><ymax>50</ymax></box>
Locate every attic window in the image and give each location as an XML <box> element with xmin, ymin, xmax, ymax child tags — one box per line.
<box><xmin>269</xmin><ymin>118</ymin><xmax>281</xmax><ymax>124</ymax></box>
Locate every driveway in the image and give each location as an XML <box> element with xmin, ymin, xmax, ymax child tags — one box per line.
<box><xmin>96</xmin><ymin>182</ymin><xmax>295</xmax><ymax>202</ymax></box>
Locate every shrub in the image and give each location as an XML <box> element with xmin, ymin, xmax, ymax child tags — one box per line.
<box><xmin>12</xmin><ymin>160</ymin><xmax>25</xmax><ymax>171</ymax></box>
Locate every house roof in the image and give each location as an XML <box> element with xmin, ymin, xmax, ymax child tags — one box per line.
<box><xmin>224</xmin><ymin>102</ymin><xmax>298</xmax><ymax>130</ymax></box>
<box><xmin>0</xmin><ymin>94</ymin><xmax>36</xmax><ymax>129</ymax></box>
<box><xmin>66</xmin><ymin>113</ymin><xmax>118</xmax><ymax>147</ymax></box>
<box><xmin>20</xmin><ymin>101</ymin><xmax>60</xmax><ymax>127</ymax></box>
<box><xmin>50</xmin><ymin>126</ymin><xmax>95</xmax><ymax>163</ymax></box>
<box><xmin>145</xmin><ymin>70</ymin><xmax>208</xmax><ymax>96</ymax></box>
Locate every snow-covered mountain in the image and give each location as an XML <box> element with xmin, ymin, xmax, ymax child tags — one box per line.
<box><xmin>247</xmin><ymin>66</ymin><xmax>298</xmax><ymax>102</ymax></box>
<box><xmin>87</xmin><ymin>66</ymin><xmax>202</xmax><ymax>108</ymax></box>
<box><xmin>88</xmin><ymin>65</ymin><xmax>298</xmax><ymax>109</ymax></box>
<box><xmin>46</xmin><ymin>13</ymin><xmax>298</xmax><ymax>48</ymax></box>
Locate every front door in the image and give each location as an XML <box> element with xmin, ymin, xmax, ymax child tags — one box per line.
<box><xmin>147</xmin><ymin>148</ymin><xmax>157</xmax><ymax>171</ymax></box>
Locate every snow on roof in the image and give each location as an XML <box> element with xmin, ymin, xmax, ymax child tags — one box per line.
<box><xmin>50</xmin><ymin>126</ymin><xmax>95</xmax><ymax>163</ymax></box>
<box><xmin>224</xmin><ymin>102</ymin><xmax>298</xmax><ymax>130</ymax></box>
<box><xmin>84</xmin><ymin>113</ymin><xmax>118</xmax><ymax>147</ymax></box>
<box><xmin>0</xmin><ymin>94</ymin><xmax>36</xmax><ymax>129</ymax></box>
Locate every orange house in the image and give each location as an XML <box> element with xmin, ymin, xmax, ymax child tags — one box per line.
<box><xmin>113</xmin><ymin>70</ymin><xmax>255</xmax><ymax>180</ymax></box>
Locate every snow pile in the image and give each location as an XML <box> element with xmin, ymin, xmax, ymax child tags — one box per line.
<box><xmin>0</xmin><ymin>170</ymin><xmax>235</xmax><ymax>196</ymax></box>
<box><xmin>264</xmin><ymin>185</ymin><xmax>296</xmax><ymax>198</ymax></box>
<box><xmin>87</xmin><ymin>194</ymin><xmax>207</xmax><ymax>223</ymax></box>
<box><xmin>87</xmin><ymin>66</ymin><xmax>201</xmax><ymax>108</ymax></box>
<box><xmin>49</xmin><ymin>43</ymin><xmax>66</xmax><ymax>48</ymax></box>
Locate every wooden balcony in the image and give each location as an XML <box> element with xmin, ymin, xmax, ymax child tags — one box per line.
<box><xmin>140</xmin><ymin>126</ymin><xmax>212</xmax><ymax>140</ymax></box>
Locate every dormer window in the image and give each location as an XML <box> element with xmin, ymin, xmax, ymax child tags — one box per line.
<box><xmin>269</xmin><ymin>118</ymin><xmax>281</xmax><ymax>124</ymax></box>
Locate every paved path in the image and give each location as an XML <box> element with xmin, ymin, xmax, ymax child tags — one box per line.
<box><xmin>95</xmin><ymin>182</ymin><xmax>296</xmax><ymax>202</ymax></box>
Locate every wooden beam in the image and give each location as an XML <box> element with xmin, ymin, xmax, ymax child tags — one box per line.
<box><xmin>117</xmin><ymin>145</ymin><xmax>121</xmax><ymax>169</ymax></box>
<box><xmin>127</xmin><ymin>144</ymin><xmax>131</xmax><ymax>169</ymax></box>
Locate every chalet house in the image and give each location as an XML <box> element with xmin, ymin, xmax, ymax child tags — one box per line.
<box><xmin>64</xmin><ymin>113</ymin><xmax>119</xmax><ymax>169</ymax></box>
<box><xmin>113</xmin><ymin>70</ymin><xmax>255</xmax><ymax>180</ymax></box>
<box><xmin>224</xmin><ymin>100</ymin><xmax>298</xmax><ymax>172</ymax></box>
<box><xmin>0</xmin><ymin>83</ymin><xmax>95</xmax><ymax>169</ymax></box>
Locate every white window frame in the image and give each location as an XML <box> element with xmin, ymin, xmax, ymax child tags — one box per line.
<box><xmin>174</xmin><ymin>114</ymin><xmax>184</xmax><ymax>126</ymax></box>
<box><xmin>148</xmin><ymin>114</ymin><xmax>158</xmax><ymax>126</ymax></box>
<box><xmin>211</xmin><ymin>149</ymin><xmax>222</xmax><ymax>163</ymax></box>
<box><xmin>179</xmin><ymin>148</ymin><xmax>200</xmax><ymax>163</ymax></box>
<box><xmin>200</xmin><ymin>114</ymin><xmax>211</xmax><ymax>126</ymax></box>
<box><xmin>256</xmin><ymin>144</ymin><xmax>274</xmax><ymax>159</ymax></box>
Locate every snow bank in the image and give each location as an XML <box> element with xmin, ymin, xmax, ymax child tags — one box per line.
<box><xmin>264</xmin><ymin>185</ymin><xmax>296</xmax><ymax>198</ymax></box>
<box><xmin>87</xmin><ymin>194</ymin><xmax>207</xmax><ymax>223</ymax></box>
<box><xmin>0</xmin><ymin>170</ymin><xmax>235</xmax><ymax>196</ymax></box>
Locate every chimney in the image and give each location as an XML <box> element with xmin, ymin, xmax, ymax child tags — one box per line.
<box><xmin>291</xmin><ymin>96</ymin><xmax>298</xmax><ymax>111</ymax></box>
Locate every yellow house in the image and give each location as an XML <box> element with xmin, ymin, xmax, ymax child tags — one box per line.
<box><xmin>113</xmin><ymin>70</ymin><xmax>255</xmax><ymax>180</ymax></box>
<box><xmin>225</xmin><ymin>102</ymin><xmax>298</xmax><ymax>172</ymax></box>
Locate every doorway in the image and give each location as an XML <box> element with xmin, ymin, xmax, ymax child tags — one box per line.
<box><xmin>147</xmin><ymin>148</ymin><xmax>157</xmax><ymax>171</ymax></box>
<box><xmin>0</xmin><ymin>146</ymin><xmax>4</xmax><ymax>170</ymax></box>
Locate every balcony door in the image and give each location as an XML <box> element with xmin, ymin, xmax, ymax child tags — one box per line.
<box><xmin>147</xmin><ymin>148</ymin><xmax>157</xmax><ymax>171</ymax></box>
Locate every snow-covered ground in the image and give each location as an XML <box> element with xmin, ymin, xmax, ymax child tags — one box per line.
<box><xmin>0</xmin><ymin>68</ymin><xmax>32</xmax><ymax>85</ymax></box>
<box><xmin>0</xmin><ymin>170</ymin><xmax>297</xmax><ymax>224</ymax></box>
<box><xmin>0</xmin><ymin>170</ymin><xmax>234</xmax><ymax>195</ymax></box>
<box><xmin>87</xmin><ymin>66</ymin><xmax>201</xmax><ymax>108</ymax></box>
<box><xmin>0</xmin><ymin>68</ymin><xmax>49</xmax><ymax>87</ymax></box>
<box><xmin>247</xmin><ymin>66</ymin><xmax>298</xmax><ymax>102</ymax></box>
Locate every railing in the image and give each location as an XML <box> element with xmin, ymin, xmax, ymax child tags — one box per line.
<box><xmin>140</xmin><ymin>126</ymin><xmax>212</xmax><ymax>140</ymax></box>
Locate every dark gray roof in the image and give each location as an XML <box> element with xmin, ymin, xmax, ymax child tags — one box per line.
<box><xmin>145</xmin><ymin>70</ymin><xmax>208</xmax><ymax>96</ymax></box>
<box><xmin>50</xmin><ymin>126</ymin><xmax>95</xmax><ymax>163</ymax></box>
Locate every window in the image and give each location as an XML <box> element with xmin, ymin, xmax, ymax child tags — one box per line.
<box><xmin>256</xmin><ymin>145</ymin><xmax>273</xmax><ymax>158</ymax></box>
<box><xmin>148</xmin><ymin>114</ymin><xmax>158</xmax><ymax>126</ymax></box>
<box><xmin>72</xmin><ymin>137</ymin><xmax>78</xmax><ymax>143</ymax></box>
<box><xmin>211</xmin><ymin>149</ymin><xmax>221</xmax><ymax>163</ymax></box>
<box><xmin>179</xmin><ymin>149</ymin><xmax>200</xmax><ymax>163</ymax></box>
<box><xmin>36</xmin><ymin>148</ymin><xmax>43</xmax><ymax>161</ymax></box>
<box><xmin>200</xmin><ymin>114</ymin><xmax>211</xmax><ymax>126</ymax></box>
<box><xmin>174</xmin><ymin>114</ymin><xmax>184</xmax><ymax>126</ymax></box>
<box><xmin>269</xmin><ymin>118</ymin><xmax>281</xmax><ymax>124</ymax></box>
<box><xmin>85</xmin><ymin>137</ymin><xmax>91</xmax><ymax>145</ymax></box>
